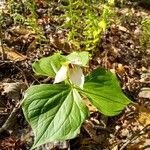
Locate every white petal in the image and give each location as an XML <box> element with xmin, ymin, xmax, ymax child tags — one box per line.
<box><xmin>68</xmin><ymin>66</ymin><xmax>84</xmax><ymax>89</ymax></box>
<box><xmin>54</xmin><ymin>66</ymin><xmax>68</xmax><ymax>84</ymax></box>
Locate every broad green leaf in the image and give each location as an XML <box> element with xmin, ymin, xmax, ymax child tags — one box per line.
<box><xmin>80</xmin><ymin>68</ymin><xmax>132</xmax><ymax>116</ymax></box>
<box><xmin>66</xmin><ymin>51</ymin><xmax>89</xmax><ymax>67</ymax></box>
<box><xmin>22</xmin><ymin>84</ymin><xmax>89</xmax><ymax>149</ymax></box>
<box><xmin>32</xmin><ymin>53</ymin><xmax>67</xmax><ymax>77</ymax></box>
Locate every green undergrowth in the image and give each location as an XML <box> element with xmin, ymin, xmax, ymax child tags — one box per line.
<box><xmin>60</xmin><ymin>0</ymin><xmax>115</xmax><ymax>51</ymax></box>
<box><xmin>3</xmin><ymin>0</ymin><xmax>115</xmax><ymax>51</ymax></box>
<box><xmin>140</xmin><ymin>19</ymin><xmax>150</xmax><ymax>49</ymax></box>
<box><xmin>7</xmin><ymin>0</ymin><xmax>45</xmax><ymax>43</ymax></box>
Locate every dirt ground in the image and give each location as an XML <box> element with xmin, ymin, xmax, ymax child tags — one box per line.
<box><xmin>0</xmin><ymin>0</ymin><xmax>150</xmax><ymax>149</ymax></box>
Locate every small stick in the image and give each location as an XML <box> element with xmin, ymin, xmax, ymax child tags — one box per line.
<box><xmin>42</xmin><ymin>77</ymin><xmax>51</xmax><ymax>83</ymax></box>
<box><xmin>120</xmin><ymin>124</ymin><xmax>150</xmax><ymax>150</ymax></box>
<box><xmin>14</xmin><ymin>63</ymin><xmax>29</xmax><ymax>87</ymax></box>
<box><xmin>0</xmin><ymin>102</ymin><xmax>21</xmax><ymax>133</ymax></box>
<box><xmin>0</xmin><ymin>60</ymin><xmax>29</xmax><ymax>87</ymax></box>
<box><xmin>0</xmin><ymin>38</ymin><xmax>5</xmax><ymax>60</ymax></box>
<box><xmin>0</xmin><ymin>10</ymin><xmax>5</xmax><ymax>60</ymax></box>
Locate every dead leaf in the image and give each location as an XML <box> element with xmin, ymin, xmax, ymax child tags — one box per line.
<box><xmin>4</xmin><ymin>46</ymin><xmax>27</xmax><ymax>61</ymax></box>
<box><xmin>112</xmin><ymin>145</ymin><xmax>118</xmax><ymax>150</ymax></box>
<box><xmin>0</xmin><ymin>136</ymin><xmax>25</xmax><ymax>150</ymax></box>
<box><xmin>80</xmin><ymin>138</ymin><xmax>92</xmax><ymax>145</ymax></box>
<box><xmin>83</xmin><ymin>120</ymin><xmax>102</xmax><ymax>144</ymax></box>
<box><xmin>143</xmin><ymin>139</ymin><xmax>150</xmax><ymax>149</ymax></box>
<box><xmin>26</xmin><ymin>39</ymin><xmax>37</xmax><ymax>52</ymax></box>
<box><xmin>127</xmin><ymin>144</ymin><xmax>140</xmax><ymax>150</ymax></box>
<box><xmin>83</xmin><ymin>97</ymin><xmax>97</xmax><ymax>112</ymax></box>
<box><xmin>137</xmin><ymin>106</ymin><xmax>150</xmax><ymax>126</ymax></box>
<box><xmin>138</xmin><ymin>88</ymin><xmax>150</xmax><ymax>99</ymax></box>
<box><xmin>140</xmin><ymin>73</ymin><xmax>150</xmax><ymax>83</ymax></box>
<box><xmin>40</xmin><ymin>141</ymin><xmax>69</xmax><ymax>150</ymax></box>
<box><xmin>0</xmin><ymin>1</ymin><xmax>8</xmax><ymax>13</ymax></box>
<box><xmin>49</xmin><ymin>35</ymin><xmax>73</xmax><ymax>53</ymax></box>
<box><xmin>118</xmin><ymin>25</ymin><xmax>130</xmax><ymax>33</ymax></box>
<box><xmin>116</xmin><ymin>63</ymin><xmax>125</xmax><ymax>75</ymax></box>
<box><xmin>1</xmin><ymin>82</ymin><xmax>27</xmax><ymax>100</ymax></box>
<box><xmin>8</xmin><ymin>26</ymin><xmax>31</xmax><ymax>35</ymax></box>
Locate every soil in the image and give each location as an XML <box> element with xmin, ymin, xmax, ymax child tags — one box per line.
<box><xmin>0</xmin><ymin>0</ymin><xmax>150</xmax><ymax>150</ymax></box>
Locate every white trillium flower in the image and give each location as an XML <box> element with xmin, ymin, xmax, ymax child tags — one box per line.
<box><xmin>68</xmin><ymin>65</ymin><xmax>84</xmax><ymax>88</ymax></box>
<box><xmin>54</xmin><ymin>59</ymin><xmax>85</xmax><ymax>89</ymax></box>
<box><xmin>54</xmin><ymin>65</ymin><xmax>68</xmax><ymax>84</ymax></box>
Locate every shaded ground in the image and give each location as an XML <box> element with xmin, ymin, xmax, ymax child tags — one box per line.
<box><xmin>0</xmin><ymin>0</ymin><xmax>150</xmax><ymax>149</ymax></box>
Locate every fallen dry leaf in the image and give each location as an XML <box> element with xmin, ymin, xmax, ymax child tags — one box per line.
<box><xmin>118</xmin><ymin>25</ymin><xmax>130</xmax><ymax>33</ymax></box>
<box><xmin>142</xmin><ymin>139</ymin><xmax>150</xmax><ymax>148</ymax></box>
<box><xmin>0</xmin><ymin>136</ymin><xmax>26</xmax><ymax>150</ymax></box>
<box><xmin>83</xmin><ymin>97</ymin><xmax>97</xmax><ymax>112</ymax></box>
<box><xmin>1</xmin><ymin>82</ymin><xmax>27</xmax><ymax>100</ymax></box>
<box><xmin>40</xmin><ymin>141</ymin><xmax>69</xmax><ymax>150</ymax></box>
<box><xmin>137</xmin><ymin>106</ymin><xmax>150</xmax><ymax>126</ymax></box>
<box><xmin>8</xmin><ymin>26</ymin><xmax>32</xmax><ymax>35</ymax></box>
<box><xmin>112</xmin><ymin>145</ymin><xmax>118</xmax><ymax>150</ymax></box>
<box><xmin>127</xmin><ymin>144</ymin><xmax>140</xmax><ymax>150</ymax></box>
<box><xmin>116</xmin><ymin>63</ymin><xmax>126</xmax><ymax>75</ymax></box>
<box><xmin>138</xmin><ymin>88</ymin><xmax>150</xmax><ymax>99</ymax></box>
<box><xmin>83</xmin><ymin>120</ymin><xmax>102</xmax><ymax>144</ymax></box>
<box><xmin>49</xmin><ymin>35</ymin><xmax>73</xmax><ymax>53</ymax></box>
<box><xmin>4</xmin><ymin>46</ymin><xmax>27</xmax><ymax>61</ymax></box>
<box><xmin>26</xmin><ymin>38</ymin><xmax>37</xmax><ymax>53</ymax></box>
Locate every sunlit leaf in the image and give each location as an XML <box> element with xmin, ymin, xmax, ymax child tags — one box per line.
<box><xmin>22</xmin><ymin>84</ymin><xmax>89</xmax><ymax>149</ymax></box>
<box><xmin>67</xmin><ymin>51</ymin><xmax>89</xmax><ymax>67</ymax></box>
<box><xmin>80</xmin><ymin>68</ymin><xmax>132</xmax><ymax>116</ymax></box>
<box><xmin>32</xmin><ymin>53</ymin><xmax>67</xmax><ymax>77</ymax></box>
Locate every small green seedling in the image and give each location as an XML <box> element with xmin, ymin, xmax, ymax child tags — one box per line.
<box><xmin>22</xmin><ymin>51</ymin><xmax>132</xmax><ymax>149</ymax></box>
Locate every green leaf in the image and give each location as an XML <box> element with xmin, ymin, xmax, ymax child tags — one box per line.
<box><xmin>32</xmin><ymin>53</ymin><xmax>67</xmax><ymax>77</ymax></box>
<box><xmin>108</xmin><ymin>0</ymin><xmax>115</xmax><ymax>6</ymax></box>
<box><xmin>66</xmin><ymin>51</ymin><xmax>89</xmax><ymax>67</ymax></box>
<box><xmin>80</xmin><ymin>68</ymin><xmax>132</xmax><ymax>116</ymax></box>
<box><xmin>22</xmin><ymin>84</ymin><xmax>89</xmax><ymax>149</ymax></box>
<box><xmin>98</xmin><ymin>19</ymin><xmax>107</xmax><ymax>32</ymax></box>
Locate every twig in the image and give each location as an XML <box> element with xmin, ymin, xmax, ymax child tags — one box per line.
<box><xmin>0</xmin><ymin>102</ymin><xmax>20</xmax><ymax>134</ymax></box>
<box><xmin>0</xmin><ymin>60</ymin><xmax>29</xmax><ymax>87</ymax></box>
<box><xmin>30</xmin><ymin>74</ymin><xmax>41</xmax><ymax>84</ymax></box>
<box><xmin>0</xmin><ymin>10</ymin><xmax>5</xmax><ymax>60</ymax></box>
<box><xmin>14</xmin><ymin>63</ymin><xmax>29</xmax><ymax>87</ymax></box>
<box><xmin>120</xmin><ymin>124</ymin><xmax>150</xmax><ymax>150</ymax></box>
<box><xmin>42</xmin><ymin>77</ymin><xmax>51</xmax><ymax>83</ymax></box>
<box><xmin>0</xmin><ymin>37</ymin><xmax>5</xmax><ymax>60</ymax></box>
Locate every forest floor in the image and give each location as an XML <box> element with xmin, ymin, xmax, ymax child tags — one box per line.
<box><xmin>0</xmin><ymin>0</ymin><xmax>150</xmax><ymax>150</ymax></box>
